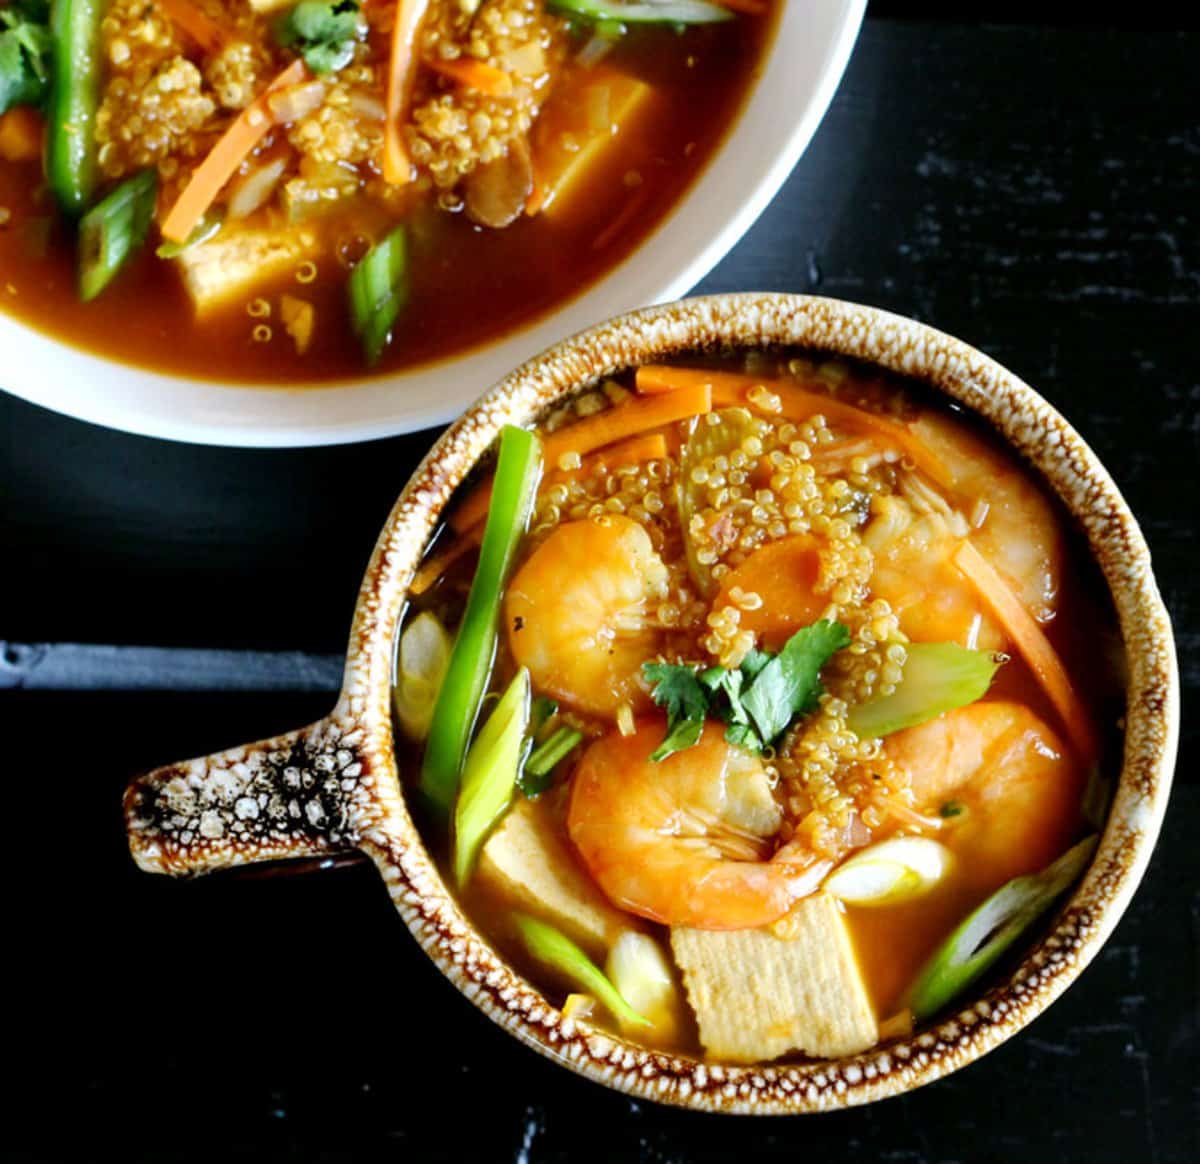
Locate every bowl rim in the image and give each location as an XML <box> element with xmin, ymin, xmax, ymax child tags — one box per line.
<box><xmin>333</xmin><ymin>291</ymin><xmax>1179</xmax><ymax>1114</ymax></box>
<box><xmin>0</xmin><ymin>1</ymin><xmax>867</xmax><ymax>448</ymax></box>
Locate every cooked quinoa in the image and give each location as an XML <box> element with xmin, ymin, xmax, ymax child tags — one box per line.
<box><xmin>524</xmin><ymin>360</ymin><xmax>918</xmax><ymax>857</ymax></box>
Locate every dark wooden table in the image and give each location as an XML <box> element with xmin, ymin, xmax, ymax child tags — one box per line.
<box><xmin>3</xmin><ymin>12</ymin><xmax>1196</xmax><ymax>1164</ymax></box>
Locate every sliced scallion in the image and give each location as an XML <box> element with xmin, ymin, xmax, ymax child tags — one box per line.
<box><xmin>453</xmin><ymin>667</ymin><xmax>530</xmax><ymax>886</ymax></box>
<box><xmin>77</xmin><ymin>168</ymin><xmax>157</xmax><ymax>301</ymax></box>
<box><xmin>156</xmin><ymin>209</ymin><xmax>223</xmax><ymax>259</ymax></box>
<box><xmin>846</xmin><ymin>642</ymin><xmax>1000</xmax><ymax>740</ymax></box>
<box><xmin>907</xmin><ymin>835</ymin><xmax>1097</xmax><ymax>1021</ymax></box>
<box><xmin>519</xmin><ymin>725</ymin><xmax>582</xmax><ymax>796</ymax></box>
<box><xmin>419</xmin><ymin>425</ymin><xmax>542</xmax><ymax>815</ymax></box>
<box><xmin>513</xmin><ymin>912</ymin><xmax>649</xmax><ymax>1028</ymax></box>
<box><xmin>550</xmin><ymin>0</ymin><xmax>734</xmax><ymax>25</ymax></box>
<box><xmin>347</xmin><ymin>224</ymin><xmax>407</xmax><ymax>366</ymax></box>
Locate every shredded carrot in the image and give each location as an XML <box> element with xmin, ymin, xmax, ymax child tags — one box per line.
<box><xmin>424</xmin><ymin>55</ymin><xmax>513</xmax><ymax>96</ymax></box>
<box><xmin>524</xmin><ymin>164</ymin><xmax>546</xmax><ymax>216</ymax></box>
<box><xmin>0</xmin><ymin>106</ymin><xmax>44</xmax><ymax>163</ymax></box>
<box><xmin>449</xmin><ymin>384</ymin><xmax>711</xmax><ymax>533</ymax></box>
<box><xmin>953</xmin><ymin>539</ymin><xmax>1098</xmax><ymax>763</ymax></box>
<box><xmin>156</xmin><ymin>0</ymin><xmax>227</xmax><ymax>54</ymax></box>
<box><xmin>635</xmin><ymin>365</ymin><xmax>952</xmax><ymax>489</ymax></box>
<box><xmin>551</xmin><ymin>431</ymin><xmax>668</xmax><ymax>482</ymax></box>
<box><xmin>410</xmin><ymin>522</ymin><xmax>484</xmax><ymax>596</ymax></box>
<box><xmin>160</xmin><ymin>59</ymin><xmax>307</xmax><ymax>243</ymax></box>
<box><xmin>382</xmin><ymin>0</ymin><xmax>432</xmax><ymax>184</ymax></box>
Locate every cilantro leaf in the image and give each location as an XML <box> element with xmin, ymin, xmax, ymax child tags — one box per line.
<box><xmin>724</xmin><ymin>722</ymin><xmax>762</xmax><ymax>751</ymax></box>
<box><xmin>275</xmin><ymin>0</ymin><xmax>363</xmax><ymax>75</ymax></box>
<box><xmin>740</xmin><ymin>620</ymin><xmax>851</xmax><ymax>747</ymax></box>
<box><xmin>0</xmin><ymin>0</ymin><xmax>52</xmax><ymax>116</ymax></box>
<box><xmin>643</xmin><ymin>661</ymin><xmax>708</xmax><ymax>724</ymax></box>
<box><xmin>739</xmin><ymin>647</ymin><xmax>772</xmax><ymax>681</ymax></box>
<box><xmin>649</xmin><ymin>716</ymin><xmax>704</xmax><ymax>762</ymax></box>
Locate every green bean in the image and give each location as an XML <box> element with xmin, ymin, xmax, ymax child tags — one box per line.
<box><xmin>46</xmin><ymin>0</ymin><xmax>102</xmax><ymax>214</ymax></box>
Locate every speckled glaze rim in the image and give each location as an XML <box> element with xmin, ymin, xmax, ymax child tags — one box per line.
<box><xmin>125</xmin><ymin>293</ymin><xmax>1179</xmax><ymax>1114</ymax></box>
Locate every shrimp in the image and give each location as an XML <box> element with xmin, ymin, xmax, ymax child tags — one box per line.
<box><xmin>863</xmin><ymin>409</ymin><xmax>1063</xmax><ymax>649</ymax></box>
<box><xmin>567</xmin><ymin>720</ymin><xmax>830</xmax><ymax>930</ymax></box>
<box><xmin>885</xmin><ymin>700</ymin><xmax>1085</xmax><ymax>888</ymax></box>
<box><xmin>505</xmin><ymin>515</ymin><xmax>668</xmax><ymax>717</ymax></box>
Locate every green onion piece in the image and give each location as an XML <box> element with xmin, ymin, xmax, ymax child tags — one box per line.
<box><xmin>846</xmin><ymin>642</ymin><xmax>1000</xmax><ymax>740</ymax></box>
<box><xmin>77</xmin><ymin>169</ymin><xmax>157</xmax><ymax>301</ymax></box>
<box><xmin>525</xmin><ymin>725</ymin><xmax>582</xmax><ymax>776</ymax></box>
<box><xmin>419</xmin><ymin>425</ymin><xmax>543</xmax><ymax>815</ymax></box>
<box><xmin>347</xmin><ymin>224</ymin><xmax>407</xmax><ymax>366</ymax></box>
<box><xmin>907</xmin><ymin>835</ymin><xmax>1098</xmax><ymax>1021</ymax></box>
<box><xmin>550</xmin><ymin>0</ymin><xmax>734</xmax><ymax>25</ymax></box>
<box><xmin>453</xmin><ymin>667</ymin><xmax>530</xmax><ymax>886</ymax></box>
<box><xmin>155</xmin><ymin>209</ymin><xmax>223</xmax><ymax>259</ymax></box>
<box><xmin>513</xmin><ymin>912</ymin><xmax>650</xmax><ymax>1028</ymax></box>
<box><xmin>46</xmin><ymin>0</ymin><xmax>103</xmax><ymax>214</ymax></box>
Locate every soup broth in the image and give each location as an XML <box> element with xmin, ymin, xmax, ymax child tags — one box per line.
<box><xmin>0</xmin><ymin>3</ymin><xmax>772</xmax><ymax>382</ymax></box>
<box><xmin>395</xmin><ymin>351</ymin><xmax>1122</xmax><ymax>1063</ymax></box>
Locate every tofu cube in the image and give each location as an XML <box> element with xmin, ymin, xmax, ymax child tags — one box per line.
<box><xmin>671</xmin><ymin>894</ymin><xmax>878</xmax><ymax>1063</ymax></box>
<box><xmin>478</xmin><ymin>798</ymin><xmax>628</xmax><ymax>959</ymax></box>
<box><xmin>176</xmin><ymin>225</ymin><xmax>320</xmax><ymax>315</ymax></box>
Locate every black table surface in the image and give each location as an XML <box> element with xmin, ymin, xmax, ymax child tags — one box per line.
<box><xmin>2</xmin><ymin>12</ymin><xmax>1196</xmax><ymax>1164</ymax></box>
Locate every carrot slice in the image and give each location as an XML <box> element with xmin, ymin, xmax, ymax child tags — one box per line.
<box><xmin>953</xmin><ymin>539</ymin><xmax>1098</xmax><ymax>763</ymax></box>
<box><xmin>160</xmin><ymin>59</ymin><xmax>307</xmax><ymax>243</ymax></box>
<box><xmin>635</xmin><ymin>365</ymin><xmax>952</xmax><ymax>489</ymax></box>
<box><xmin>424</xmin><ymin>55</ymin><xmax>513</xmax><ymax>96</ymax></box>
<box><xmin>382</xmin><ymin>0</ymin><xmax>432</xmax><ymax>184</ymax></box>
<box><xmin>712</xmin><ymin>534</ymin><xmax>827</xmax><ymax>650</ymax></box>
<box><xmin>413</xmin><ymin>433</ymin><xmax>667</xmax><ymax>595</ymax></box>
<box><xmin>157</xmin><ymin>0</ymin><xmax>227</xmax><ymax>54</ymax></box>
<box><xmin>449</xmin><ymin>384</ymin><xmax>711</xmax><ymax>533</ymax></box>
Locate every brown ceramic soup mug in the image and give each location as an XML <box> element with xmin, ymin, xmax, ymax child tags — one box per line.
<box><xmin>124</xmin><ymin>293</ymin><xmax>1178</xmax><ymax>1113</ymax></box>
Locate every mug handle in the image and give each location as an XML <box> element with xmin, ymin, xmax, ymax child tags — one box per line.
<box><xmin>124</xmin><ymin>711</ymin><xmax>370</xmax><ymax>877</ymax></box>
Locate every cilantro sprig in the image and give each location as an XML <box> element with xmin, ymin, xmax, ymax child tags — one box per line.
<box><xmin>0</xmin><ymin>0</ymin><xmax>52</xmax><ymax>116</ymax></box>
<box><xmin>643</xmin><ymin>620</ymin><xmax>851</xmax><ymax>762</ymax></box>
<box><xmin>275</xmin><ymin>0</ymin><xmax>364</xmax><ymax>75</ymax></box>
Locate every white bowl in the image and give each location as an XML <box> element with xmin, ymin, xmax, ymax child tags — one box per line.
<box><xmin>0</xmin><ymin>2</ymin><xmax>866</xmax><ymax>446</ymax></box>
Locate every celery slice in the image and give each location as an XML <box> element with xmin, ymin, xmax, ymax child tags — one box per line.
<box><xmin>419</xmin><ymin>425</ymin><xmax>542</xmax><ymax>815</ymax></box>
<box><xmin>846</xmin><ymin>642</ymin><xmax>1000</xmax><ymax>739</ymax></box>
<box><xmin>513</xmin><ymin>913</ymin><xmax>649</xmax><ymax>1028</ymax></box>
<box><xmin>453</xmin><ymin>667</ymin><xmax>530</xmax><ymax>886</ymax></box>
<box><xmin>907</xmin><ymin>835</ymin><xmax>1097</xmax><ymax>1020</ymax></box>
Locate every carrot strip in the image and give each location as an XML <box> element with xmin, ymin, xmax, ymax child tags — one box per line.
<box><xmin>635</xmin><ymin>365</ymin><xmax>952</xmax><ymax>488</ymax></box>
<box><xmin>424</xmin><ymin>55</ymin><xmax>513</xmax><ymax>96</ymax></box>
<box><xmin>160</xmin><ymin>59</ymin><xmax>307</xmax><ymax>243</ymax></box>
<box><xmin>449</xmin><ymin>385</ymin><xmax>711</xmax><ymax>533</ymax></box>
<box><xmin>953</xmin><ymin>539</ymin><xmax>1098</xmax><ymax>763</ymax></box>
<box><xmin>551</xmin><ymin>431</ymin><xmax>668</xmax><ymax>483</ymax></box>
<box><xmin>157</xmin><ymin>0</ymin><xmax>227</xmax><ymax>54</ymax></box>
<box><xmin>410</xmin><ymin>521</ymin><xmax>484</xmax><ymax>595</ymax></box>
<box><xmin>382</xmin><ymin>0</ymin><xmax>432</xmax><ymax>184</ymax></box>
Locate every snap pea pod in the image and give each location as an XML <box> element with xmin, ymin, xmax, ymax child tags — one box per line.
<box><xmin>419</xmin><ymin>425</ymin><xmax>542</xmax><ymax>815</ymax></box>
<box><xmin>46</xmin><ymin>0</ymin><xmax>102</xmax><ymax>214</ymax></box>
<box><xmin>907</xmin><ymin>835</ymin><xmax>1097</xmax><ymax>1021</ymax></box>
<box><xmin>77</xmin><ymin>168</ymin><xmax>157</xmax><ymax>300</ymax></box>
<box><xmin>549</xmin><ymin>0</ymin><xmax>734</xmax><ymax>24</ymax></box>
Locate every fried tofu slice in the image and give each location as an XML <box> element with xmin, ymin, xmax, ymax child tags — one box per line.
<box><xmin>671</xmin><ymin>894</ymin><xmax>878</xmax><ymax>1064</ymax></box>
<box><xmin>478</xmin><ymin>798</ymin><xmax>628</xmax><ymax>959</ymax></box>
<box><xmin>176</xmin><ymin>225</ymin><xmax>319</xmax><ymax>314</ymax></box>
<box><xmin>528</xmin><ymin>71</ymin><xmax>655</xmax><ymax>217</ymax></box>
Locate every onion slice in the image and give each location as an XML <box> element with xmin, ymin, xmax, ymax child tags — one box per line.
<box><xmin>823</xmin><ymin>837</ymin><xmax>953</xmax><ymax>906</ymax></box>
